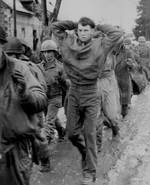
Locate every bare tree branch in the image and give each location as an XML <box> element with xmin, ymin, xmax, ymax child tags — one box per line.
<box><xmin>49</xmin><ymin>0</ymin><xmax>62</xmax><ymax>22</ymax></box>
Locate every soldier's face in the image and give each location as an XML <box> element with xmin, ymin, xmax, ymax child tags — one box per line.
<box><xmin>77</xmin><ymin>24</ymin><xmax>94</xmax><ymax>43</ymax></box>
<box><xmin>43</xmin><ymin>50</ymin><xmax>55</xmax><ymax>63</ymax></box>
<box><xmin>124</xmin><ymin>44</ymin><xmax>130</xmax><ymax>49</ymax></box>
<box><xmin>139</xmin><ymin>40</ymin><xmax>145</xmax><ymax>46</ymax></box>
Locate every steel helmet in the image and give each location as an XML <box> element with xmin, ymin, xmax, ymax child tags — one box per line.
<box><xmin>124</xmin><ymin>38</ymin><xmax>132</xmax><ymax>45</ymax></box>
<box><xmin>4</xmin><ymin>37</ymin><xmax>24</xmax><ymax>54</ymax></box>
<box><xmin>138</xmin><ymin>36</ymin><xmax>146</xmax><ymax>42</ymax></box>
<box><xmin>40</xmin><ymin>40</ymin><xmax>58</xmax><ymax>53</ymax></box>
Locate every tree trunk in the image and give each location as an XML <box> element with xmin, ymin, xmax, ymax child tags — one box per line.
<box><xmin>50</xmin><ymin>0</ymin><xmax>62</xmax><ymax>22</ymax></box>
<box><xmin>42</xmin><ymin>0</ymin><xmax>48</xmax><ymax>26</ymax></box>
<box><xmin>40</xmin><ymin>0</ymin><xmax>62</xmax><ymax>42</ymax></box>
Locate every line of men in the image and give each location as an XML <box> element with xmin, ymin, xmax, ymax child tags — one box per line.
<box><xmin>0</xmin><ymin>27</ymin><xmax>49</xmax><ymax>185</ymax></box>
<box><xmin>0</xmin><ymin>16</ymin><xmax>149</xmax><ymax>185</ymax></box>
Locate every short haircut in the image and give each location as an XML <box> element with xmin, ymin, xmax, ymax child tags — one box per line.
<box><xmin>78</xmin><ymin>17</ymin><xmax>95</xmax><ymax>29</ymax></box>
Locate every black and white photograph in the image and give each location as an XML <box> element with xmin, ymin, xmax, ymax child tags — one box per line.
<box><xmin>0</xmin><ymin>0</ymin><xmax>150</xmax><ymax>185</ymax></box>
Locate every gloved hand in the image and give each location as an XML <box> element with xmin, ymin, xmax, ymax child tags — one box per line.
<box><xmin>12</xmin><ymin>70</ymin><xmax>26</xmax><ymax>95</ymax></box>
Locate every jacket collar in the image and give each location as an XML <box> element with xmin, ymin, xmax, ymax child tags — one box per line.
<box><xmin>43</xmin><ymin>58</ymin><xmax>57</xmax><ymax>70</ymax></box>
<box><xmin>77</xmin><ymin>38</ymin><xmax>92</xmax><ymax>46</ymax></box>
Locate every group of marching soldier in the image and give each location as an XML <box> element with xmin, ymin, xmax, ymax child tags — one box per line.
<box><xmin>0</xmin><ymin>16</ymin><xmax>150</xmax><ymax>185</ymax></box>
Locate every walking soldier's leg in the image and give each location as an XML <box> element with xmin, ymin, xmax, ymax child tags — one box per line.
<box><xmin>44</xmin><ymin>97</ymin><xmax>62</xmax><ymax>143</ymax></box>
<box><xmin>66</xmin><ymin>92</ymin><xmax>86</xmax><ymax>159</ymax></box>
<box><xmin>83</xmin><ymin>101</ymin><xmax>98</xmax><ymax>179</ymax></box>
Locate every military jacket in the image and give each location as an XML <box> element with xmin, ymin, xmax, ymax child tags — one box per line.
<box><xmin>38</xmin><ymin>59</ymin><xmax>67</xmax><ymax>99</ymax></box>
<box><xmin>52</xmin><ymin>21</ymin><xmax>124</xmax><ymax>86</ymax></box>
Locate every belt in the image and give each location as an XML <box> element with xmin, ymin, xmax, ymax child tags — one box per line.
<box><xmin>71</xmin><ymin>83</ymin><xmax>97</xmax><ymax>90</ymax></box>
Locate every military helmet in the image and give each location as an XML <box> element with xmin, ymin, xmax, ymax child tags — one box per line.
<box><xmin>40</xmin><ymin>40</ymin><xmax>58</xmax><ymax>53</ymax></box>
<box><xmin>124</xmin><ymin>38</ymin><xmax>132</xmax><ymax>45</ymax></box>
<box><xmin>138</xmin><ymin>36</ymin><xmax>146</xmax><ymax>42</ymax></box>
<box><xmin>4</xmin><ymin>37</ymin><xmax>24</xmax><ymax>54</ymax></box>
<box><xmin>0</xmin><ymin>26</ymin><xmax>7</xmax><ymax>43</ymax></box>
<box><xmin>19</xmin><ymin>38</ymin><xmax>31</xmax><ymax>49</ymax></box>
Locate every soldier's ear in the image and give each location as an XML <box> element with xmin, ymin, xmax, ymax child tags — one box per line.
<box><xmin>91</xmin><ymin>28</ymin><xmax>94</xmax><ymax>36</ymax></box>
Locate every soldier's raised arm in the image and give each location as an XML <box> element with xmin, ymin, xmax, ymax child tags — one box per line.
<box><xmin>96</xmin><ymin>24</ymin><xmax>125</xmax><ymax>54</ymax></box>
<box><xmin>51</xmin><ymin>20</ymin><xmax>77</xmax><ymax>40</ymax></box>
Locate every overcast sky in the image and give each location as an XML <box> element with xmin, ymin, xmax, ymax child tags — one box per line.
<box><xmin>56</xmin><ymin>0</ymin><xmax>139</xmax><ymax>33</ymax></box>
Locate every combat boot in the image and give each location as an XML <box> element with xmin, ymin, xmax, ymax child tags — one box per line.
<box><xmin>122</xmin><ymin>104</ymin><xmax>128</xmax><ymax>118</ymax></box>
<box><xmin>111</xmin><ymin>124</ymin><xmax>120</xmax><ymax>137</ymax></box>
<box><xmin>96</xmin><ymin>131</ymin><xmax>102</xmax><ymax>153</ymax></box>
<box><xmin>40</xmin><ymin>157</ymin><xmax>51</xmax><ymax>173</ymax></box>
<box><xmin>55</xmin><ymin>119</ymin><xmax>66</xmax><ymax>142</ymax></box>
<box><xmin>81</xmin><ymin>173</ymin><xmax>96</xmax><ymax>185</ymax></box>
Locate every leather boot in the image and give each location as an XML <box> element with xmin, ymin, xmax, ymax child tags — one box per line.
<box><xmin>40</xmin><ymin>157</ymin><xmax>51</xmax><ymax>173</ymax></box>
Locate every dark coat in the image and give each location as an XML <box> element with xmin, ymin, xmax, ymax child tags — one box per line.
<box><xmin>38</xmin><ymin>59</ymin><xmax>67</xmax><ymax>99</ymax></box>
<box><xmin>19</xmin><ymin>55</ymin><xmax>47</xmax><ymax>128</ymax></box>
<box><xmin>0</xmin><ymin>52</ymin><xmax>47</xmax><ymax>185</ymax></box>
<box><xmin>20</xmin><ymin>54</ymin><xmax>47</xmax><ymax>93</ymax></box>
<box><xmin>135</xmin><ymin>44</ymin><xmax>150</xmax><ymax>69</ymax></box>
<box><xmin>0</xmin><ymin>52</ymin><xmax>47</xmax><ymax>143</ymax></box>
<box><xmin>127</xmin><ymin>51</ymin><xmax>148</xmax><ymax>94</ymax></box>
<box><xmin>115</xmin><ymin>48</ymin><xmax>134</xmax><ymax>105</ymax></box>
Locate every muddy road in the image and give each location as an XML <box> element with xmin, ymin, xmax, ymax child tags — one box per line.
<box><xmin>31</xmin><ymin>86</ymin><xmax>150</xmax><ymax>185</ymax></box>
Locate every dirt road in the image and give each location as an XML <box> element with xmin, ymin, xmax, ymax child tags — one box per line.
<box><xmin>31</xmin><ymin>86</ymin><xmax>150</xmax><ymax>185</ymax></box>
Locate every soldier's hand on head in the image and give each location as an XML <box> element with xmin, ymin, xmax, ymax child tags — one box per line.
<box><xmin>66</xmin><ymin>79</ymin><xmax>71</xmax><ymax>87</ymax></box>
<box><xmin>12</xmin><ymin>70</ymin><xmax>26</xmax><ymax>95</ymax></box>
